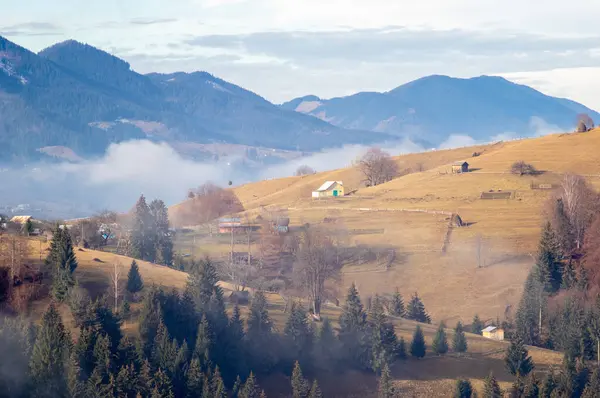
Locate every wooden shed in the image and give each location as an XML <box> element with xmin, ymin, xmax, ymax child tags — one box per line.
<box><xmin>482</xmin><ymin>326</ymin><xmax>504</xmax><ymax>341</ymax></box>
<box><xmin>312</xmin><ymin>181</ymin><xmax>344</xmax><ymax>198</ymax></box>
<box><xmin>452</xmin><ymin>161</ymin><xmax>469</xmax><ymax>174</ymax></box>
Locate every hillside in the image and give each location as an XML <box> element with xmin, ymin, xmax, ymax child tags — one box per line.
<box><xmin>0</xmin><ymin>36</ymin><xmax>388</xmax><ymax>163</ymax></box>
<box><xmin>25</xmin><ymin>244</ymin><xmax>562</xmax><ymax>397</ymax></box>
<box><xmin>281</xmin><ymin>75</ymin><xmax>600</xmax><ymax>146</ymax></box>
<box><xmin>171</xmin><ymin>128</ymin><xmax>600</xmax><ymax>325</ymax></box>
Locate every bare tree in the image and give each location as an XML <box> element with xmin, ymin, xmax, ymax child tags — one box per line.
<box><xmin>356</xmin><ymin>148</ymin><xmax>398</xmax><ymax>187</ymax></box>
<box><xmin>293</xmin><ymin>225</ymin><xmax>343</xmax><ymax>318</ymax></box>
<box><xmin>511</xmin><ymin>161</ymin><xmax>538</xmax><ymax>176</ymax></box>
<box><xmin>576</xmin><ymin>113</ymin><xmax>594</xmax><ymax>132</ymax></box>
<box><xmin>110</xmin><ymin>261</ymin><xmax>123</xmax><ymax>313</ymax></box>
<box><xmin>0</xmin><ymin>235</ymin><xmax>31</xmax><ymax>294</ymax></box>
<box><xmin>294</xmin><ymin>165</ymin><xmax>317</xmax><ymax>176</ymax></box>
<box><xmin>221</xmin><ymin>259</ymin><xmax>257</xmax><ymax>292</ymax></box>
<box><xmin>559</xmin><ymin>173</ymin><xmax>599</xmax><ymax>250</ymax></box>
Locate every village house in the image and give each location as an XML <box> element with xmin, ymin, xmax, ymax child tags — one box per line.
<box><xmin>218</xmin><ymin>217</ymin><xmax>243</xmax><ymax>234</ymax></box>
<box><xmin>312</xmin><ymin>181</ymin><xmax>344</xmax><ymax>198</ymax></box>
<box><xmin>482</xmin><ymin>325</ymin><xmax>505</xmax><ymax>341</ymax></box>
<box><xmin>452</xmin><ymin>161</ymin><xmax>469</xmax><ymax>174</ymax></box>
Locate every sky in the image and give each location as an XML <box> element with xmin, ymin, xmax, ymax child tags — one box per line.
<box><xmin>2</xmin><ymin>0</ymin><xmax>600</xmax><ymax>109</ymax></box>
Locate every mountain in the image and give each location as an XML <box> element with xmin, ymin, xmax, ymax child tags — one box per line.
<box><xmin>281</xmin><ymin>75</ymin><xmax>600</xmax><ymax>146</ymax></box>
<box><xmin>0</xmin><ymin>37</ymin><xmax>389</xmax><ymax>164</ymax></box>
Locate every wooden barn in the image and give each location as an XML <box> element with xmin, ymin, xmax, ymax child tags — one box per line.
<box><xmin>312</xmin><ymin>181</ymin><xmax>344</xmax><ymax>198</ymax></box>
<box><xmin>482</xmin><ymin>326</ymin><xmax>505</xmax><ymax>341</ymax></box>
<box><xmin>452</xmin><ymin>161</ymin><xmax>469</xmax><ymax>174</ymax></box>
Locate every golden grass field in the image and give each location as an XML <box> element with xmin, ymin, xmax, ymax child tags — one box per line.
<box><xmin>170</xmin><ymin>128</ymin><xmax>600</xmax><ymax>327</ymax></box>
<box><xmin>23</xmin><ymin>242</ymin><xmax>563</xmax><ymax>397</ymax></box>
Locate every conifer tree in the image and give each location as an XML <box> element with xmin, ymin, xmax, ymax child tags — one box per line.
<box><xmin>240</xmin><ymin>372</ymin><xmax>259</xmax><ymax>398</ymax></box>
<box><xmin>453</xmin><ymin>321</ymin><xmax>468</xmax><ymax>353</ymax></box>
<box><xmin>522</xmin><ymin>373</ymin><xmax>540</xmax><ymax>398</ymax></box>
<box><xmin>504</xmin><ymin>338</ymin><xmax>534</xmax><ymax>377</ymax></box>
<box><xmin>137</xmin><ymin>360</ymin><xmax>153</xmax><ymax>397</ymax></box>
<box><xmin>454</xmin><ymin>379</ymin><xmax>473</xmax><ymax>398</ymax></box>
<box><xmin>92</xmin><ymin>333</ymin><xmax>113</xmax><ymax>382</ymax></box>
<box><xmin>173</xmin><ymin>341</ymin><xmax>190</xmax><ymax>397</ymax></box>
<box><xmin>152</xmin><ymin>320</ymin><xmax>178</xmax><ymax>374</ymax></box>
<box><xmin>185</xmin><ymin>357</ymin><xmax>203</xmax><ymax>398</ymax></box>
<box><xmin>201</xmin><ymin>374</ymin><xmax>212</xmax><ymax>398</ymax></box>
<box><xmin>131</xmin><ymin>194</ymin><xmax>154</xmax><ymax>261</ymax></box>
<box><xmin>246</xmin><ymin>291</ymin><xmax>275</xmax><ymax>373</ymax></box>
<box><xmin>389</xmin><ymin>288</ymin><xmax>405</xmax><ymax>317</ymax></box>
<box><xmin>193</xmin><ymin>315</ymin><xmax>213</xmax><ymax>361</ymax></box>
<box><xmin>291</xmin><ymin>361</ymin><xmax>310</xmax><ymax>398</ymax></box>
<box><xmin>308</xmin><ymin>380</ymin><xmax>323</xmax><ymax>398</ymax></box>
<box><xmin>338</xmin><ymin>283</ymin><xmax>369</xmax><ymax>368</ymax></box>
<box><xmin>397</xmin><ymin>337</ymin><xmax>407</xmax><ymax>359</ymax></box>
<box><xmin>370</xmin><ymin>295</ymin><xmax>400</xmax><ymax>372</ymax></box>
<box><xmin>377</xmin><ymin>362</ymin><xmax>394</xmax><ymax>398</ymax></box>
<box><xmin>410</xmin><ymin>325</ymin><xmax>426</xmax><ymax>359</ymax></box>
<box><xmin>115</xmin><ymin>364</ymin><xmax>139</xmax><ymax>398</ymax></box>
<box><xmin>539</xmin><ymin>370</ymin><xmax>557</xmax><ymax>398</ymax></box>
<box><xmin>49</xmin><ymin>226</ymin><xmax>78</xmax><ymax>302</ymax></box>
<box><xmin>534</xmin><ymin>222</ymin><xmax>563</xmax><ymax>293</ymax></box>
<box><xmin>126</xmin><ymin>260</ymin><xmax>144</xmax><ymax>295</ymax></box>
<box><xmin>139</xmin><ymin>286</ymin><xmax>164</xmax><ymax>356</ymax></box>
<box><xmin>582</xmin><ymin>366</ymin><xmax>600</xmax><ymax>398</ymax></box>
<box><xmin>406</xmin><ymin>293</ymin><xmax>431</xmax><ymax>323</ymax></box>
<box><xmin>482</xmin><ymin>372</ymin><xmax>502</xmax><ymax>398</ymax></box>
<box><xmin>515</xmin><ymin>272</ymin><xmax>547</xmax><ymax>346</ymax></box>
<box><xmin>212</xmin><ymin>367</ymin><xmax>228</xmax><ymax>398</ymax></box>
<box><xmin>66</xmin><ymin>351</ymin><xmax>85</xmax><ymax>398</ymax></box>
<box><xmin>30</xmin><ymin>303</ymin><xmax>72</xmax><ymax>397</ymax></box>
<box><xmin>152</xmin><ymin>368</ymin><xmax>175</xmax><ymax>398</ymax></box>
<box><xmin>314</xmin><ymin>317</ymin><xmax>340</xmax><ymax>368</ymax></box>
<box><xmin>471</xmin><ymin>314</ymin><xmax>483</xmax><ymax>335</ymax></box>
<box><xmin>285</xmin><ymin>303</ymin><xmax>313</xmax><ymax>366</ymax></box>
<box><xmin>561</xmin><ymin>259</ymin><xmax>577</xmax><ymax>290</ymax></box>
<box><xmin>232</xmin><ymin>375</ymin><xmax>243</xmax><ymax>398</ymax></box>
<box><xmin>224</xmin><ymin>305</ymin><xmax>247</xmax><ymax>380</ymax></box>
<box><xmin>150</xmin><ymin>199</ymin><xmax>174</xmax><ymax>266</ymax></box>
<box><xmin>432</xmin><ymin>321</ymin><xmax>449</xmax><ymax>355</ymax></box>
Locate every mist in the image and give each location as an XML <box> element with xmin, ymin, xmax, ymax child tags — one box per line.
<box><xmin>0</xmin><ymin>118</ymin><xmax>567</xmax><ymax>219</ymax></box>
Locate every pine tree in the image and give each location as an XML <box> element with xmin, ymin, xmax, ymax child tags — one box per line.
<box><xmin>172</xmin><ymin>341</ymin><xmax>190</xmax><ymax>397</ymax></box>
<box><xmin>515</xmin><ymin>271</ymin><xmax>547</xmax><ymax>346</ymax></box>
<box><xmin>193</xmin><ymin>315</ymin><xmax>213</xmax><ymax>361</ymax></box>
<box><xmin>224</xmin><ymin>304</ymin><xmax>247</xmax><ymax>381</ymax></box>
<box><xmin>152</xmin><ymin>320</ymin><xmax>178</xmax><ymax>374</ymax></box>
<box><xmin>212</xmin><ymin>367</ymin><xmax>228</xmax><ymax>398</ymax></box>
<box><xmin>522</xmin><ymin>373</ymin><xmax>540</xmax><ymax>398</ymax></box>
<box><xmin>454</xmin><ymin>379</ymin><xmax>473</xmax><ymax>398</ymax></box>
<box><xmin>561</xmin><ymin>259</ymin><xmax>577</xmax><ymax>290</ymax></box>
<box><xmin>397</xmin><ymin>337</ymin><xmax>407</xmax><ymax>359</ymax></box>
<box><xmin>432</xmin><ymin>322</ymin><xmax>449</xmax><ymax>355</ymax></box>
<box><xmin>471</xmin><ymin>314</ymin><xmax>483</xmax><ymax>335</ymax></box>
<box><xmin>49</xmin><ymin>226</ymin><xmax>78</xmax><ymax>302</ymax></box>
<box><xmin>240</xmin><ymin>372</ymin><xmax>259</xmax><ymax>398</ymax></box>
<box><xmin>504</xmin><ymin>338</ymin><xmax>534</xmax><ymax>377</ymax></box>
<box><xmin>377</xmin><ymin>362</ymin><xmax>394</xmax><ymax>398</ymax></box>
<box><xmin>131</xmin><ymin>194</ymin><xmax>154</xmax><ymax>261</ymax></box>
<box><xmin>185</xmin><ymin>357</ymin><xmax>203</xmax><ymax>398</ymax></box>
<box><xmin>582</xmin><ymin>366</ymin><xmax>600</xmax><ymax>398</ymax></box>
<box><xmin>309</xmin><ymin>380</ymin><xmax>323</xmax><ymax>398</ymax></box>
<box><xmin>126</xmin><ymin>260</ymin><xmax>144</xmax><ymax>295</ymax></box>
<box><xmin>539</xmin><ymin>371</ymin><xmax>557</xmax><ymax>398</ymax></box>
<box><xmin>285</xmin><ymin>303</ymin><xmax>313</xmax><ymax>366</ymax></box>
<box><xmin>410</xmin><ymin>325</ymin><xmax>426</xmax><ymax>359</ymax></box>
<box><xmin>291</xmin><ymin>361</ymin><xmax>310</xmax><ymax>398</ymax></box>
<box><xmin>482</xmin><ymin>372</ymin><xmax>502</xmax><ymax>398</ymax></box>
<box><xmin>338</xmin><ymin>283</ymin><xmax>369</xmax><ymax>368</ymax></box>
<box><xmin>29</xmin><ymin>303</ymin><xmax>72</xmax><ymax>397</ymax></box>
<box><xmin>92</xmin><ymin>333</ymin><xmax>113</xmax><ymax>382</ymax></box>
<box><xmin>66</xmin><ymin>351</ymin><xmax>85</xmax><ymax>398</ymax></box>
<box><xmin>389</xmin><ymin>288</ymin><xmax>405</xmax><ymax>317</ymax></box>
<box><xmin>369</xmin><ymin>295</ymin><xmax>400</xmax><ymax>372</ymax></box>
<box><xmin>137</xmin><ymin>360</ymin><xmax>153</xmax><ymax>397</ymax></box>
<box><xmin>232</xmin><ymin>375</ymin><xmax>243</xmax><ymax>398</ymax></box>
<box><xmin>534</xmin><ymin>222</ymin><xmax>563</xmax><ymax>293</ymax></box>
<box><xmin>406</xmin><ymin>293</ymin><xmax>431</xmax><ymax>323</ymax></box>
<box><xmin>152</xmin><ymin>368</ymin><xmax>175</xmax><ymax>398</ymax></box>
<box><xmin>138</xmin><ymin>287</ymin><xmax>164</xmax><ymax>356</ymax></box>
<box><xmin>115</xmin><ymin>364</ymin><xmax>139</xmax><ymax>398</ymax></box>
<box><xmin>452</xmin><ymin>321</ymin><xmax>468</xmax><ymax>353</ymax></box>
<box><xmin>149</xmin><ymin>199</ymin><xmax>174</xmax><ymax>266</ymax></box>
<box><xmin>246</xmin><ymin>291</ymin><xmax>275</xmax><ymax>373</ymax></box>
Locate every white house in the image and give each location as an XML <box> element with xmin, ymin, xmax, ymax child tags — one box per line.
<box><xmin>312</xmin><ymin>181</ymin><xmax>344</xmax><ymax>198</ymax></box>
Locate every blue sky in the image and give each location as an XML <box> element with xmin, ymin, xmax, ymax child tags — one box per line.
<box><xmin>2</xmin><ymin>0</ymin><xmax>600</xmax><ymax>109</ymax></box>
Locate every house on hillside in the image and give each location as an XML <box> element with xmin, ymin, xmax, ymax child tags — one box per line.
<box><xmin>482</xmin><ymin>326</ymin><xmax>504</xmax><ymax>341</ymax></box>
<box><xmin>10</xmin><ymin>215</ymin><xmax>32</xmax><ymax>224</ymax></box>
<box><xmin>312</xmin><ymin>181</ymin><xmax>344</xmax><ymax>198</ymax></box>
<box><xmin>452</xmin><ymin>161</ymin><xmax>469</xmax><ymax>174</ymax></box>
<box><xmin>271</xmin><ymin>216</ymin><xmax>290</xmax><ymax>234</ymax></box>
<box><xmin>218</xmin><ymin>217</ymin><xmax>243</xmax><ymax>234</ymax></box>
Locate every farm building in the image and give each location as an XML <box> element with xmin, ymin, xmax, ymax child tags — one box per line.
<box><xmin>272</xmin><ymin>216</ymin><xmax>290</xmax><ymax>234</ymax></box>
<box><xmin>452</xmin><ymin>161</ymin><xmax>469</xmax><ymax>174</ymax></box>
<box><xmin>482</xmin><ymin>326</ymin><xmax>505</xmax><ymax>341</ymax></box>
<box><xmin>218</xmin><ymin>217</ymin><xmax>243</xmax><ymax>234</ymax></box>
<box><xmin>10</xmin><ymin>215</ymin><xmax>32</xmax><ymax>224</ymax></box>
<box><xmin>312</xmin><ymin>181</ymin><xmax>344</xmax><ymax>198</ymax></box>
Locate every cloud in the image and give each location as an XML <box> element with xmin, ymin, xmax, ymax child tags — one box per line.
<box><xmin>129</xmin><ymin>18</ymin><xmax>178</xmax><ymax>26</ymax></box>
<box><xmin>438</xmin><ymin>135</ymin><xmax>477</xmax><ymax>150</ymax></box>
<box><xmin>0</xmin><ymin>21</ymin><xmax>63</xmax><ymax>36</ymax></box>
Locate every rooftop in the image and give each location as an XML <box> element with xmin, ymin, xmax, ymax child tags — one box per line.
<box><xmin>315</xmin><ymin>180</ymin><xmax>343</xmax><ymax>192</ymax></box>
<box><xmin>482</xmin><ymin>326</ymin><xmax>498</xmax><ymax>333</ymax></box>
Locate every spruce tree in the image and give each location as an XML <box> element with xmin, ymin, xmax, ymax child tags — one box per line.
<box><xmin>482</xmin><ymin>372</ymin><xmax>502</xmax><ymax>398</ymax></box>
<box><xmin>285</xmin><ymin>303</ymin><xmax>313</xmax><ymax>366</ymax></box>
<box><xmin>397</xmin><ymin>337</ymin><xmax>407</xmax><ymax>359</ymax></box>
<box><xmin>534</xmin><ymin>222</ymin><xmax>563</xmax><ymax>293</ymax></box>
<box><xmin>138</xmin><ymin>286</ymin><xmax>164</xmax><ymax>356</ymax></box>
<box><xmin>115</xmin><ymin>364</ymin><xmax>138</xmax><ymax>398</ymax></box>
<box><xmin>309</xmin><ymin>380</ymin><xmax>323</xmax><ymax>398</ymax></box>
<box><xmin>561</xmin><ymin>259</ymin><xmax>577</xmax><ymax>290</ymax></box>
<box><xmin>241</xmin><ymin>372</ymin><xmax>259</xmax><ymax>398</ymax></box>
<box><xmin>92</xmin><ymin>333</ymin><xmax>113</xmax><ymax>382</ymax></box>
<box><xmin>406</xmin><ymin>293</ymin><xmax>431</xmax><ymax>323</ymax></box>
<box><xmin>454</xmin><ymin>379</ymin><xmax>473</xmax><ymax>398</ymax></box>
<box><xmin>126</xmin><ymin>260</ymin><xmax>144</xmax><ymax>295</ymax></box>
<box><xmin>522</xmin><ymin>373</ymin><xmax>540</xmax><ymax>398</ymax></box>
<box><xmin>224</xmin><ymin>305</ymin><xmax>247</xmax><ymax>381</ymax></box>
<box><xmin>377</xmin><ymin>362</ymin><xmax>394</xmax><ymax>398</ymax></box>
<box><xmin>504</xmin><ymin>338</ymin><xmax>534</xmax><ymax>377</ymax></box>
<box><xmin>212</xmin><ymin>367</ymin><xmax>228</xmax><ymax>398</ymax></box>
<box><xmin>389</xmin><ymin>288</ymin><xmax>405</xmax><ymax>317</ymax></box>
<box><xmin>582</xmin><ymin>366</ymin><xmax>600</xmax><ymax>398</ymax></box>
<box><xmin>369</xmin><ymin>295</ymin><xmax>400</xmax><ymax>372</ymax></box>
<box><xmin>315</xmin><ymin>317</ymin><xmax>340</xmax><ymax>368</ymax></box>
<box><xmin>452</xmin><ymin>321</ymin><xmax>468</xmax><ymax>353</ymax></box>
<box><xmin>49</xmin><ymin>226</ymin><xmax>78</xmax><ymax>302</ymax></box>
<box><xmin>137</xmin><ymin>360</ymin><xmax>153</xmax><ymax>397</ymax></box>
<box><xmin>185</xmin><ymin>358</ymin><xmax>203</xmax><ymax>398</ymax></box>
<box><xmin>193</xmin><ymin>315</ymin><xmax>213</xmax><ymax>361</ymax></box>
<box><xmin>471</xmin><ymin>314</ymin><xmax>483</xmax><ymax>335</ymax></box>
<box><xmin>410</xmin><ymin>325</ymin><xmax>426</xmax><ymax>359</ymax></box>
<box><xmin>539</xmin><ymin>370</ymin><xmax>557</xmax><ymax>398</ymax></box>
<box><xmin>152</xmin><ymin>368</ymin><xmax>175</xmax><ymax>398</ymax></box>
<box><xmin>246</xmin><ymin>291</ymin><xmax>275</xmax><ymax>373</ymax></box>
<box><xmin>338</xmin><ymin>283</ymin><xmax>369</xmax><ymax>368</ymax></box>
<box><xmin>150</xmin><ymin>199</ymin><xmax>174</xmax><ymax>266</ymax></box>
<box><xmin>515</xmin><ymin>271</ymin><xmax>547</xmax><ymax>346</ymax></box>
<box><xmin>131</xmin><ymin>194</ymin><xmax>154</xmax><ymax>261</ymax></box>
<box><xmin>232</xmin><ymin>375</ymin><xmax>243</xmax><ymax>398</ymax></box>
<box><xmin>432</xmin><ymin>322</ymin><xmax>449</xmax><ymax>355</ymax></box>
<box><xmin>30</xmin><ymin>303</ymin><xmax>72</xmax><ymax>397</ymax></box>
<box><xmin>152</xmin><ymin>320</ymin><xmax>178</xmax><ymax>374</ymax></box>
<box><xmin>291</xmin><ymin>361</ymin><xmax>310</xmax><ymax>398</ymax></box>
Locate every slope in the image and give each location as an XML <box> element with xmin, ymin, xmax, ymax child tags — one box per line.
<box><xmin>171</xmin><ymin>128</ymin><xmax>600</xmax><ymax>325</ymax></box>
<box><xmin>281</xmin><ymin>75</ymin><xmax>600</xmax><ymax>145</ymax></box>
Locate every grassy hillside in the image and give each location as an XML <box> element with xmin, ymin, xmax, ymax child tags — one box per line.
<box><xmin>170</xmin><ymin>129</ymin><xmax>600</xmax><ymax>325</ymax></box>
<box><xmin>24</xmin><ymin>244</ymin><xmax>562</xmax><ymax>397</ymax></box>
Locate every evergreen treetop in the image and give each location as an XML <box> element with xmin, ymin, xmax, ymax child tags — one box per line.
<box><xmin>377</xmin><ymin>362</ymin><xmax>394</xmax><ymax>398</ymax></box>
<box><xmin>471</xmin><ymin>314</ymin><xmax>483</xmax><ymax>335</ymax></box>
<box><xmin>406</xmin><ymin>293</ymin><xmax>431</xmax><ymax>324</ymax></box>
<box><xmin>452</xmin><ymin>321</ymin><xmax>468</xmax><ymax>353</ymax></box>
<box><xmin>389</xmin><ymin>288</ymin><xmax>405</xmax><ymax>317</ymax></box>
<box><xmin>432</xmin><ymin>322</ymin><xmax>449</xmax><ymax>355</ymax></box>
<box><xmin>291</xmin><ymin>361</ymin><xmax>310</xmax><ymax>398</ymax></box>
<box><xmin>454</xmin><ymin>379</ymin><xmax>473</xmax><ymax>398</ymax></box>
<box><xmin>126</xmin><ymin>260</ymin><xmax>144</xmax><ymax>294</ymax></box>
<box><xmin>504</xmin><ymin>338</ymin><xmax>534</xmax><ymax>377</ymax></box>
<box><xmin>410</xmin><ymin>325</ymin><xmax>426</xmax><ymax>359</ymax></box>
<box><xmin>482</xmin><ymin>372</ymin><xmax>503</xmax><ymax>398</ymax></box>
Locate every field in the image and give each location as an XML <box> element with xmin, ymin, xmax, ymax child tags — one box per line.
<box><xmin>23</xmin><ymin>243</ymin><xmax>563</xmax><ymax>397</ymax></box>
<box><xmin>171</xmin><ymin>128</ymin><xmax>600</xmax><ymax>325</ymax></box>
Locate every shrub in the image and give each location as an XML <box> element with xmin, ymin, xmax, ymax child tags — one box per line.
<box><xmin>511</xmin><ymin>161</ymin><xmax>538</xmax><ymax>176</ymax></box>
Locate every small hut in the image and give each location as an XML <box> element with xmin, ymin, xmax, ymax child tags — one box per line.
<box><xmin>312</xmin><ymin>181</ymin><xmax>344</xmax><ymax>198</ymax></box>
<box><xmin>272</xmin><ymin>216</ymin><xmax>290</xmax><ymax>234</ymax></box>
<box><xmin>452</xmin><ymin>161</ymin><xmax>469</xmax><ymax>174</ymax></box>
<box><xmin>482</xmin><ymin>326</ymin><xmax>505</xmax><ymax>341</ymax></box>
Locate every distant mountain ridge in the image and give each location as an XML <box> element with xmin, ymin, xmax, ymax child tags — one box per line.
<box><xmin>0</xmin><ymin>36</ymin><xmax>389</xmax><ymax>163</ymax></box>
<box><xmin>281</xmin><ymin>75</ymin><xmax>600</xmax><ymax>145</ymax></box>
